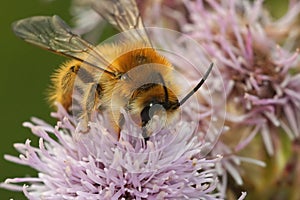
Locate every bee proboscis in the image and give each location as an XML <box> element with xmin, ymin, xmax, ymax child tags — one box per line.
<box><xmin>12</xmin><ymin>0</ymin><xmax>213</xmax><ymax>139</ymax></box>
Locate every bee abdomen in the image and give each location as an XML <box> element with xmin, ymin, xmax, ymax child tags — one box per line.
<box><xmin>48</xmin><ymin>60</ymin><xmax>82</xmax><ymax>110</ymax></box>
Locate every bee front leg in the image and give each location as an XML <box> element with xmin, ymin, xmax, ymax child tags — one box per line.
<box><xmin>116</xmin><ymin>113</ymin><xmax>125</xmax><ymax>139</ymax></box>
<box><xmin>76</xmin><ymin>83</ymin><xmax>102</xmax><ymax>133</ymax></box>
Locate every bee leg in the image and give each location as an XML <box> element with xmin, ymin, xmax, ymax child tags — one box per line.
<box><xmin>77</xmin><ymin>83</ymin><xmax>102</xmax><ymax>133</ymax></box>
<box><xmin>116</xmin><ymin>113</ymin><xmax>125</xmax><ymax>139</ymax></box>
<box><xmin>76</xmin><ymin>116</ymin><xmax>90</xmax><ymax>134</ymax></box>
<box><xmin>142</xmin><ymin>127</ymin><xmax>150</xmax><ymax>142</ymax></box>
<box><xmin>116</xmin><ymin>126</ymin><xmax>121</xmax><ymax>140</ymax></box>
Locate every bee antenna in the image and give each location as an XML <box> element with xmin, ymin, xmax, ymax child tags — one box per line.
<box><xmin>179</xmin><ymin>63</ymin><xmax>213</xmax><ymax>106</ymax></box>
<box><xmin>157</xmin><ymin>73</ymin><xmax>169</xmax><ymax>104</ymax></box>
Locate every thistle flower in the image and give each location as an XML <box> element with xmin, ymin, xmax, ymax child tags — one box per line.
<box><xmin>1</xmin><ymin>103</ymin><xmax>225</xmax><ymax>199</ymax></box>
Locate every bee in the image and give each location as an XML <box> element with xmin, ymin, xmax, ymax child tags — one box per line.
<box><xmin>12</xmin><ymin>0</ymin><xmax>213</xmax><ymax>139</ymax></box>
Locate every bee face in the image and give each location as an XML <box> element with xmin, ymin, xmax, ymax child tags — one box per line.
<box><xmin>138</xmin><ymin>85</ymin><xmax>179</xmax><ymax>128</ymax></box>
<box><xmin>131</xmin><ymin>83</ymin><xmax>179</xmax><ymax>119</ymax></box>
<box><xmin>132</xmin><ymin>84</ymin><xmax>179</xmax><ymax>139</ymax></box>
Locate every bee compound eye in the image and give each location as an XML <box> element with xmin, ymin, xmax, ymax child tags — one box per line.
<box><xmin>140</xmin><ymin>103</ymin><xmax>166</xmax><ymax>126</ymax></box>
<box><xmin>141</xmin><ymin>105</ymin><xmax>151</xmax><ymax>126</ymax></box>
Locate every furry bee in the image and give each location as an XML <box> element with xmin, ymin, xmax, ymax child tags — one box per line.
<box><xmin>12</xmin><ymin>0</ymin><xmax>212</xmax><ymax>139</ymax></box>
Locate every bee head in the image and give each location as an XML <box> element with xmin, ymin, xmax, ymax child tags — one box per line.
<box><xmin>134</xmin><ymin>63</ymin><xmax>214</xmax><ymax>139</ymax></box>
<box><xmin>140</xmin><ymin>95</ymin><xmax>179</xmax><ymax>126</ymax></box>
<box><xmin>131</xmin><ymin>77</ymin><xmax>180</xmax><ymax>139</ymax></box>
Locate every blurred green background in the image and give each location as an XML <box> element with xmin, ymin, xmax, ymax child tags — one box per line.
<box><xmin>0</xmin><ymin>0</ymin><xmax>288</xmax><ymax>199</ymax></box>
<box><xmin>0</xmin><ymin>1</ymin><xmax>70</xmax><ymax>199</ymax></box>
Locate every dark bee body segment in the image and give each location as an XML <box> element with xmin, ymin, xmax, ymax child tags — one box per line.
<box><xmin>135</xmin><ymin>83</ymin><xmax>157</xmax><ymax>93</ymax></box>
<box><xmin>70</xmin><ymin>65</ymin><xmax>79</xmax><ymax>73</ymax></box>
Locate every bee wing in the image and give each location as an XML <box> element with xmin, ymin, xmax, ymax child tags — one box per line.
<box><xmin>12</xmin><ymin>15</ymin><xmax>115</xmax><ymax>76</ymax></box>
<box><xmin>92</xmin><ymin>0</ymin><xmax>151</xmax><ymax>46</ymax></box>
